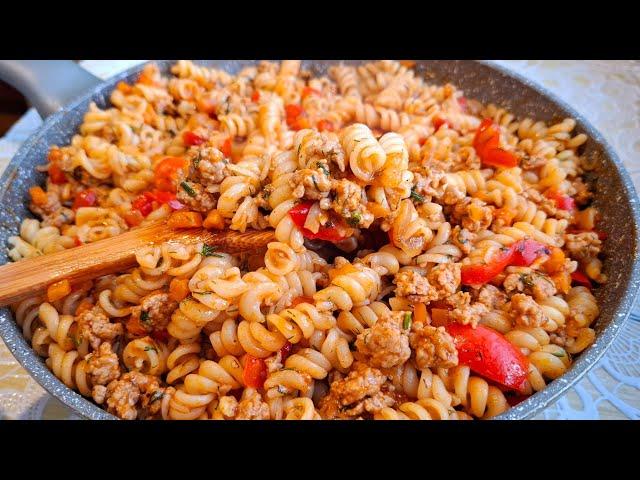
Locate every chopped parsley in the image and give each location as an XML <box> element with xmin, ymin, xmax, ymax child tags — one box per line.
<box><xmin>144</xmin><ymin>345</ymin><xmax>157</xmax><ymax>352</ymax></box>
<box><xmin>311</xmin><ymin>175</ymin><xmax>319</xmax><ymax>190</ymax></box>
<box><xmin>403</xmin><ymin>312</ymin><xmax>413</xmax><ymax>330</ymax></box>
<box><xmin>261</xmin><ymin>184</ymin><xmax>272</xmax><ymax>200</ymax></box>
<box><xmin>520</xmin><ymin>274</ymin><xmax>535</xmax><ymax>289</ymax></box>
<box><xmin>193</xmin><ymin>152</ymin><xmax>202</xmax><ymax>168</ymax></box>
<box><xmin>410</xmin><ymin>188</ymin><xmax>425</xmax><ymax>204</ymax></box>
<box><xmin>552</xmin><ymin>351</ymin><xmax>565</xmax><ymax>358</ymax></box>
<box><xmin>201</xmin><ymin>244</ymin><xmax>224</xmax><ymax>257</ymax></box>
<box><xmin>347</xmin><ymin>212</ymin><xmax>362</xmax><ymax>227</ymax></box>
<box><xmin>140</xmin><ymin>311</ymin><xmax>150</xmax><ymax>324</ymax></box>
<box><xmin>180</xmin><ymin>181</ymin><xmax>197</xmax><ymax>197</ymax></box>
<box><xmin>149</xmin><ymin>391</ymin><xmax>164</xmax><ymax>403</ymax></box>
<box><xmin>316</xmin><ymin>162</ymin><xmax>329</xmax><ymax>176</ymax></box>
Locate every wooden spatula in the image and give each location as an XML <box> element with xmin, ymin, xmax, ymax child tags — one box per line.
<box><xmin>0</xmin><ymin>222</ymin><xmax>274</xmax><ymax>307</ymax></box>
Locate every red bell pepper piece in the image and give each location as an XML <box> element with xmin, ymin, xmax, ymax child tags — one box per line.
<box><xmin>301</xmin><ymin>87</ymin><xmax>321</xmax><ymax>99</ymax></box>
<box><xmin>544</xmin><ymin>189</ymin><xmax>576</xmax><ymax>211</ymax></box>
<box><xmin>251</xmin><ymin>91</ymin><xmax>260</xmax><ymax>102</ymax></box>
<box><xmin>242</xmin><ymin>355</ymin><xmax>267</xmax><ymax>389</ymax></box>
<box><xmin>461</xmin><ymin>239</ymin><xmax>549</xmax><ymax>285</ymax></box>
<box><xmin>48</xmin><ymin>164</ymin><xmax>68</xmax><ymax>184</ymax></box>
<box><xmin>571</xmin><ymin>270</ymin><xmax>593</xmax><ymax>289</ymax></box>
<box><xmin>461</xmin><ymin>249</ymin><xmax>513</xmax><ymax>286</ymax></box>
<box><xmin>132</xmin><ymin>193</ymin><xmax>154</xmax><ymax>217</ymax></box>
<box><xmin>288</xmin><ymin>201</ymin><xmax>349</xmax><ymax>242</ymax></box>
<box><xmin>433</xmin><ymin>116</ymin><xmax>453</xmax><ymax>131</ymax></box>
<box><xmin>73</xmin><ymin>236</ymin><xmax>83</xmax><ymax>247</ymax></box>
<box><xmin>473</xmin><ymin>119</ymin><xmax>519</xmax><ymax>168</ymax></box>
<box><xmin>445</xmin><ymin>323</ymin><xmax>529</xmax><ymax>391</ymax></box>
<box><xmin>132</xmin><ymin>190</ymin><xmax>184</xmax><ymax>217</ymax></box>
<box><xmin>154</xmin><ymin>156</ymin><xmax>188</xmax><ymax>192</ymax></box>
<box><xmin>316</xmin><ymin>119</ymin><xmax>335</xmax><ymax>132</ymax></box>
<box><xmin>72</xmin><ymin>189</ymin><xmax>97</xmax><ymax>210</ymax></box>
<box><xmin>183</xmin><ymin>131</ymin><xmax>206</xmax><ymax>146</ymax></box>
<box><xmin>220</xmin><ymin>137</ymin><xmax>233</xmax><ymax>158</ymax></box>
<box><xmin>510</xmin><ymin>239</ymin><xmax>550</xmax><ymax>267</ymax></box>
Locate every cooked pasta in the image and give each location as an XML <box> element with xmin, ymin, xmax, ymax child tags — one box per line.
<box><xmin>6</xmin><ymin>60</ymin><xmax>606</xmax><ymax>420</ymax></box>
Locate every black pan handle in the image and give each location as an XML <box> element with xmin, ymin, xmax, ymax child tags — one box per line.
<box><xmin>0</xmin><ymin>60</ymin><xmax>102</xmax><ymax>119</ymax></box>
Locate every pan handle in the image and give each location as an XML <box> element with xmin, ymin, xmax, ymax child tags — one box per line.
<box><xmin>0</xmin><ymin>60</ymin><xmax>101</xmax><ymax>119</ymax></box>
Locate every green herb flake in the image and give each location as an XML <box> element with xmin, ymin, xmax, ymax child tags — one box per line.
<box><xmin>552</xmin><ymin>351</ymin><xmax>565</xmax><ymax>358</ymax></box>
<box><xmin>410</xmin><ymin>188</ymin><xmax>425</xmax><ymax>204</ymax></box>
<box><xmin>316</xmin><ymin>162</ymin><xmax>329</xmax><ymax>176</ymax></box>
<box><xmin>193</xmin><ymin>152</ymin><xmax>202</xmax><ymax>168</ymax></box>
<box><xmin>140</xmin><ymin>311</ymin><xmax>150</xmax><ymax>324</ymax></box>
<box><xmin>149</xmin><ymin>391</ymin><xmax>164</xmax><ymax>403</ymax></box>
<box><xmin>312</xmin><ymin>175</ymin><xmax>319</xmax><ymax>190</ymax></box>
<box><xmin>403</xmin><ymin>312</ymin><xmax>413</xmax><ymax>330</ymax></box>
<box><xmin>180</xmin><ymin>181</ymin><xmax>197</xmax><ymax>197</ymax></box>
<box><xmin>144</xmin><ymin>345</ymin><xmax>157</xmax><ymax>352</ymax></box>
<box><xmin>347</xmin><ymin>212</ymin><xmax>362</xmax><ymax>227</ymax></box>
<box><xmin>201</xmin><ymin>244</ymin><xmax>224</xmax><ymax>257</ymax></box>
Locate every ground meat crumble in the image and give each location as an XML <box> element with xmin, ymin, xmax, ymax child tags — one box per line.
<box><xmin>355</xmin><ymin>311</ymin><xmax>411</xmax><ymax>368</ymax></box>
<box><xmin>409</xmin><ymin>321</ymin><xmax>458</xmax><ymax>369</ymax></box>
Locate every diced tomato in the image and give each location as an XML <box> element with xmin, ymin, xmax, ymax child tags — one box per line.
<box><xmin>183</xmin><ymin>131</ymin><xmax>206</xmax><ymax>146</ymax></box>
<box><xmin>48</xmin><ymin>164</ymin><xmax>67</xmax><ymax>184</ymax></box>
<box><xmin>72</xmin><ymin>189</ymin><xmax>97</xmax><ymax>210</ymax></box>
<box><xmin>288</xmin><ymin>201</ymin><xmax>350</xmax><ymax>242</ymax></box>
<box><xmin>242</xmin><ymin>355</ymin><xmax>267</xmax><ymax>389</ymax></box>
<box><xmin>571</xmin><ymin>270</ymin><xmax>593</xmax><ymax>289</ymax></box>
<box><xmin>220</xmin><ymin>137</ymin><xmax>232</xmax><ymax>158</ymax></box>
<box><xmin>461</xmin><ymin>239</ymin><xmax>549</xmax><ymax>285</ymax></box>
<box><xmin>251</xmin><ymin>91</ymin><xmax>260</xmax><ymax>102</ymax></box>
<box><xmin>544</xmin><ymin>189</ymin><xmax>576</xmax><ymax>211</ymax></box>
<box><xmin>433</xmin><ymin>116</ymin><xmax>453</xmax><ymax>131</ymax></box>
<box><xmin>317</xmin><ymin>119</ymin><xmax>335</xmax><ymax>132</ymax></box>
<box><xmin>285</xmin><ymin>104</ymin><xmax>307</xmax><ymax>130</ymax></box>
<box><xmin>154</xmin><ymin>156</ymin><xmax>187</xmax><ymax>192</ymax></box>
<box><xmin>418</xmin><ymin>137</ymin><xmax>428</xmax><ymax>146</ymax></box>
<box><xmin>279</xmin><ymin>342</ymin><xmax>293</xmax><ymax>362</ymax></box>
<box><xmin>285</xmin><ymin>104</ymin><xmax>304</xmax><ymax>119</ymax></box>
<box><xmin>132</xmin><ymin>193</ymin><xmax>154</xmax><ymax>217</ymax></box>
<box><xmin>73</xmin><ymin>236</ymin><xmax>83</xmax><ymax>247</ymax></box>
<box><xmin>125</xmin><ymin>316</ymin><xmax>147</xmax><ymax>336</ymax></box>
<box><xmin>133</xmin><ymin>190</ymin><xmax>184</xmax><ymax>217</ymax></box>
<box><xmin>302</xmin><ymin>87</ymin><xmax>321</xmax><ymax>99</ymax></box>
<box><xmin>473</xmin><ymin>119</ymin><xmax>519</xmax><ymax>168</ymax></box>
<box><xmin>151</xmin><ymin>329</ymin><xmax>170</xmax><ymax>343</ymax></box>
<box><xmin>510</xmin><ymin>239</ymin><xmax>550</xmax><ymax>267</ymax></box>
<box><xmin>445</xmin><ymin>323</ymin><xmax>529</xmax><ymax>391</ymax></box>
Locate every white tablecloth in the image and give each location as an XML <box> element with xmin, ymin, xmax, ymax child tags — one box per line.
<box><xmin>0</xmin><ymin>60</ymin><xmax>638</xmax><ymax>420</ymax></box>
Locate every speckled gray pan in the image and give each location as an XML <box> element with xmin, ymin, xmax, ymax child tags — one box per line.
<box><xmin>0</xmin><ymin>60</ymin><xmax>638</xmax><ymax>421</ymax></box>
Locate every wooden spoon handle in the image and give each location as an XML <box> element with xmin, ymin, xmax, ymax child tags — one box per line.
<box><xmin>0</xmin><ymin>222</ymin><xmax>274</xmax><ymax>307</ymax></box>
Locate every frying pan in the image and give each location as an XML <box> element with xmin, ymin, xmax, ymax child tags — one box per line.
<box><xmin>0</xmin><ymin>60</ymin><xmax>638</xmax><ymax>420</ymax></box>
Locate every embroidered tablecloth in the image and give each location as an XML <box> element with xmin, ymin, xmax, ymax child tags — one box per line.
<box><xmin>0</xmin><ymin>60</ymin><xmax>638</xmax><ymax>420</ymax></box>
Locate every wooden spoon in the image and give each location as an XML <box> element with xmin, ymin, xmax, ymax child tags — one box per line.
<box><xmin>0</xmin><ymin>222</ymin><xmax>274</xmax><ymax>307</ymax></box>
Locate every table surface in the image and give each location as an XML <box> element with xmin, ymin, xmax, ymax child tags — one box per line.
<box><xmin>0</xmin><ymin>60</ymin><xmax>639</xmax><ymax>420</ymax></box>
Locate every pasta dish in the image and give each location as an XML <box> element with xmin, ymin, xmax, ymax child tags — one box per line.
<box><xmin>6</xmin><ymin>60</ymin><xmax>604</xmax><ymax>420</ymax></box>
